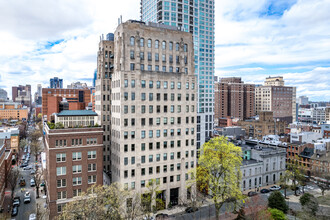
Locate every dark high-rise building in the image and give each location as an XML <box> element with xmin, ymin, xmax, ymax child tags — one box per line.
<box><xmin>214</xmin><ymin>77</ymin><xmax>255</xmax><ymax>122</ymax></box>
<box><xmin>50</xmin><ymin>77</ymin><xmax>63</xmax><ymax>89</ymax></box>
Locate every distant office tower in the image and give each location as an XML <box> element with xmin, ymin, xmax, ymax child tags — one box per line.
<box><xmin>95</xmin><ymin>33</ymin><xmax>114</xmax><ymax>173</ymax></box>
<box><xmin>34</xmin><ymin>84</ymin><xmax>42</xmax><ymax>105</ymax></box>
<box><xmin>12</xmin><ymin>85</ymin><xmax>32</xmax><ymax>108</ymax></box>
<box><xmin>67</xmin><ymin>82</ymin><xmax>88</xmax><ymax>89</ymax></box>
<box><xmin>255</xmin><ymin>76</ymin><xmax>296</xmax><ymax>123</ymax></box>
<box><xmin>141</xmin><ymin>0</ymin><xmax>215</xmax><ymax>149</ymax></box>
<box><xmin>214</xmin><ymin>77</ymin><xmax>255</xmax><ymax>121</ymax></box>
<box><xmin>297</xmin><ymin>95</ymin><xmax>309</xmax><ymax>106</ymax></box>
<box><xmin>93</xmin><ymin>69</ymin><xmax>97</xmax><ymax>87</ymax></box>
<box><xmin>50</xmin><ymin>77</ymin><xmax>63</xmax><ymax>89</ymax></box>
<box><xmin>108</xmin><ymin>20</ymin><xmax>197</xmax><ymax>206</ymax></box>
<box><xmin>0</xmin><ymin>89</ymin><xmax>7</xmax><ymax>101</ymax></box>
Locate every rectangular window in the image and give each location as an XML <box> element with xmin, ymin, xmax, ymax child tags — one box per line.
<box><xmin>88</xmin><ymin>163</ymin><xmax>97</xmax><ymax>172</ymax></box>
<box><xmin>57</xmin><ymin>179</ymin><xmax>66</xmax><ymax>188</ymax></box>
<box><xmin>57</xmin><ymin>191</ymin><xmax>67</xmax><ymax>199</ymax></box>
<box><xmin>88</xmin><ymin>175</ymin><xmax>96</xmax><ymax>184</ymax></box>
<box><xmin>156</xmin><ymin>81</ymin><xmax>161</xmax><ymax>89</ymax></box>
<box><xmin>56</xmin><ymin>167</ymin><xmax>66</xmax><ymax>176</ymax></box>
<box><xmin>56</xmin><ymin>153</ymin><xmax>66</xmax><ymax>162</ymax></box>
<box><xmin>73</xmin><ymin>189</ymin><xmax>82</xmax><ymax>197</ymax></box>
<box><xmin>72</xmin><ymin>165</ymin><xmax>82</xmax><ymax>174</ymax></box>
<box><xmin>130</xmin><ymin>63</ymin><xmax>135</xmax><ymax>71</ymax></box>
<box><xmin>72</xmin><ymin>152</ymin><xmax>81</xmax><ymax>161</ymax></box>
<box><xmin>88</xmin><ymin>151</ymin><xmax>96</xmax><ymax>159</ymax></box>
<box><xmin>141</xmin><ymin>93</ymin><xmax>146</xmax><ymax>101</ymax></box>
<box><xmin>141</xmin><ymin>80</ymin><xmax>146</xmax><ymax>88</ymax></box>
<box><xmin>72</xmin><ymin>177</ymin><xmax>81</xmax><ymax>186</ymax></box>
<box><xmin>141</xmin><ymin>105</ymin><xmax>146</xmax><ymax>113</ymax></box>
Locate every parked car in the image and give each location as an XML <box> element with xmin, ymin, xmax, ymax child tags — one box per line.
<box><xmin>12</xmin><ymin>197</ymin><xmax>20</xmax><ymax>207</ymax></box>
<box><xmin>260</xmin><ymin>189</ymin><xmax>270</xmax><ymax>194</ymax></box>
<box><xmin>20</xmin><ymin>163</ymin><xmax>28</xmax><ymax>168</ymax></box>
<box><xmin>30</xmin><ymin>169</ymin><xmax>36</xmax><ymax>175</ymax></box>
<box><xmin>23</xmin><ymin>166</ymin><xmax>32</xmax><ymax>170</ymax></box>
<box><xmin>29</xmin><ymin>213</ymin><xmax>37</xmax><ymax>220</ymax></box>
<box><xmin>22</xmin><ymin>155</ymin><xmax>26</xmax><ymax>160</ymax></box>
<box><xmin>11</xmin><ymin>206</ymin><xmax>18</xmax><ymax>216</ymax></box>
<box><xmin>24</xmin><ymin>192</ymin><xmax>31</xmax><ymax>203</ymax></box>
<box><xmin>30</xmin><ymin>179</ymin><xmax>35</xmax><ymax>187</ymax></box>
<box><xmin>185</xmin><ymin>207</ymin><xmax>198</xmax><ymax>213</ymax></box>
<box><xmin>248</xmin><ymin>191</ymin><xmax>258</xmax><ymax>197</ymax></box>
<box><xmin>269</xmin><ymin>185</ymin><xmax>281</xmax><ymax>191</ymax></box>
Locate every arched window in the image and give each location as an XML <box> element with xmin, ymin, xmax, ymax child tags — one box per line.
<box><xmin>147</xmin><ymin>39</ymin><xmax>152</xmax><ymax>48</ymax></box>
<box><xmin>273</xmin><ymin>174</ymin><xmax>276</xmax><ymax>182</ymax></box>
<box><xmin>266</xmin><ymin>175</ymin><xmax>269</xmax><ymax>183</ymax></box>
<box><xmin>155</xmin><ymin>40</ymin><xmax>159</xmax><ymax>49</ymax></box>
<box><xmin>162</xmin><ymin>41</ymin><xmax>166</xmax><ymax>49</ymax></box>
<box><xmin>140</xmin><ymin>38</ymin><xmax>144</xmax><ymax>47</ymax></box>
<box><xmin>169</xmin><ymin>42</ymin><xmax>173</xmax><ymax>50</ymax></box>
<box><xmin>176</xmin><ymin>43</ymin><xmax>180</xmax><ymax>51</ymax></box>
<box><xmin>130</xmin><ymin>36</ymin><xmax>135</xmax><ymax>46</ymax></box>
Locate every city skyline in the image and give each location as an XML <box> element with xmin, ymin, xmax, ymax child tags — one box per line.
<box><xmin>0</xmin><ymin>0</ymin><xmax>329</xmax><ymax>101</ymax></box>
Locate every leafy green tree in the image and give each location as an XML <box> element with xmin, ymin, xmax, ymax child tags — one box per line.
<box><xmin>268</xmin><ymin>191</ymin><xmax>288</xmax><ymax>213</ymax></box>
<box><xmin>300</xmin><ymin>193</ymin><xmax>319</xmax><ymax>216</ymax></box>
<box><xmin>55</xmin><ymin>122</ymin><xmax>64</xmax><ymax>129</ymax></box>
<box><xmin>287</xmin><ymin>157</ymin><xmax>304</xmax><ymax>196</ymax></box>
<box><xmin>194</xmin><ymin>136</ymin><xmax>244</xmax><ymax>220</ymax></box>
<box><xmin>268</xmin><ymin>208</ymin><xmax>287</xmax><ymax>220</ymax></box>
<box><xmin>299</xmin><ymin>193</ymin><xmax>313</xmax><ymax>206</ymax></box>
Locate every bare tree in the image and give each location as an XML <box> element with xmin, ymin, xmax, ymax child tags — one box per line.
<box><xmin>125</xmin><ymin>192</ymin><xmax>143</xmax><ymax>220</ymax></box>
<box><xmin>313</xmin><ymin>171</ymin><xmax>330</xmax><ymax>196</ymax></box>
<box><xmin>6</xmin><ymin>168</ymin><xmax>21</xmax><ymax>201</ymax></box>
<box><xmin>33</xmin><ymin>171</ymin><xmax>43</xmax><ymax>198</ymax></box>
<box><xmin>19</xmin><ymin>138</ymin><xmax>28</xmax><ymax>152</ymax></box>
<box><xmin>30</xmin><ymin>141</ymin><xmax>42</xmax><ymax>163</ymax></box>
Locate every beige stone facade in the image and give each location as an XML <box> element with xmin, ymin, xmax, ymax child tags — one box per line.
<box><xmin>110</xmin><ymin>20</ymin><xmax>197</xmax><ymax>206</ymax></box>
<box><xmin>95</xmin><ymin>39</ymin><xmax>114</xmax><ymax>173</ymax></box>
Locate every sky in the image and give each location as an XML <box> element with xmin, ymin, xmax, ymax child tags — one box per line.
<box><xmin>0</xmin><ymin>0</ymin><xmax>329</xmax><ymax>101</ymax></box>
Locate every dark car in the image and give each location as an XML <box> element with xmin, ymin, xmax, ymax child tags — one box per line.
<box><xmin>185</xmin><ymin>207</ymin><xmax>198</xmax><ymax>213</ymax></box>
<box><xmin>12</xmin><ymin>197</ymin><xmax>20</xmax><ymax>207</ymax></box>
<box><xmin>20</xmin><ymin>163</ymin><xmax>28</xmax><ymax>168</ymax></box>
<box><xmin>260</xmin><ymin>189</ymin><xmax>270</xmax><ymax>194</ymax></box>
<box><xmin>248</xmin><ymin>191</ymin><xmax>258</xmax><ymax>197</ymax></box>
<box><xmin>156</xmin><ymin>213</ymin><xmax>169</xmax><ymax>219</ymax></box>
<box><xmin>11</xmin><ymin>206</ymin><xmax>18</xmax><ymax>216</ymax></box>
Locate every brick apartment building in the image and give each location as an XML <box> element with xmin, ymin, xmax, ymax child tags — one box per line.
<box><xmin>214</xmin><ymin>77</ymin><xmax>255</xmax><ymax>122</ymax></box>
<box><xmin>42</xmin><ymin>88</ymin><xmax>91</xmax><ymax>121</ymax></box>
<box><xmin>43</xmin><ymin>111</ymin><xmax>103</xmax><ymax>218</ymax></box>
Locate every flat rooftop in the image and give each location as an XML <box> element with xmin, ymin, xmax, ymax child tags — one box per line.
<box><xmin>57</xmin><ymin>110</ymin><xmax>97</xmax><ymax>117</ymax></box>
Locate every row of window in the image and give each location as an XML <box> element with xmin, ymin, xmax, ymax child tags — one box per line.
<box><xmin>130</xmin><ymin>37</ymin><xmax>188</xmax><ymax>52</ymax></box>
<box><xmin>124</xmin><ymin>117</ymin><xmax>195</xmax><ymax>127</ymax></box>
<box><xmin>124</xmin><ymin>173</ymin><xmax>191</xmax><ymax>190</ymax></box>
<box><xmin>124</xmin><ymin>129</ymin><xmax>196</xmax><ymax>140</ymax></box>
<box><xmin>56</xmin><ymin>164</ymin><xmax>97</xmax><ymax>175</ymax></box>
<box><xmin>124</xmin><ymin>153</ymin><xmax>195</xmax><ymax>166</ymax></box>
<box><xmin>130</xmin><ymin>51</ymin><xmax>188</xmax><ymax>64</ymax></box>
<box><xmin>130</xmin><ymin>63</ymin><xmax>188</xmax><ymax>73</ymax></box>
<box><xmin>57</xmin><ymin>175</ymin><xmax>96</xmax><ymax>188</ymax></box>
<box><xmin>124</xmin><ymin>105</ymin><xmax>195</xmax><ymax>115</ymax></box>
<box><xmin>56</xmin><ymin>151</ymin><xmax>96</xmax><ymax>162</ymax></box>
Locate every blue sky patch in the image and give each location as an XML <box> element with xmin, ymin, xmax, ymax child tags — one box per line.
<box><xmin>260</xmin><ymin>0</ymin><xmax>297</xmax><ymax>17</ymax></box>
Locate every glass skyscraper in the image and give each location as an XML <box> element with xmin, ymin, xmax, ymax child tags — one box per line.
<box><xmin>141</xmin><ymin>0</ymin><xmax>215</xmax><ymax>149</ymax></box>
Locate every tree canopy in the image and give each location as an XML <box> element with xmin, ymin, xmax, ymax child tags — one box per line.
<box><xmin>194</xmin><ymin>136</ymin><xmax>244</xmax><ymax>220</ymax></box>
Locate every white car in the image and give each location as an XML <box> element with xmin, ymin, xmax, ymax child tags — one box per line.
<box><xmin>269</xmin><ymin>185</ymin><xmax>281</xmax><ymax>191</ymax></box>
<box><xmin>24</xmin><ymin>191</ymin><xmax>31</xmax><ymax>203</ymax></box>
<box><xmin>30</xmin><ymin>170</ymin><xmax>36</xmax><ymax>175</ymax></box>
<box><xmin>29</xmin><ymin>213</ymin><xmax>36</xmax><ymax>220</ymax></box>
<box><xmin>30</xmin><ymin>179</ymin><xmax>35</xmax><ymax>187</ymax></box>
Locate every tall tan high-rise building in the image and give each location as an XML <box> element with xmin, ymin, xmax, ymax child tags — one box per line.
<box><xmin>214</xmin><ymin>77</ymin><xmax>255</xmax><ymax>122</ymax></box>
<box><xmin>95</xmin><ymin>34</ymin><xmax>114</xmax><ymax>174</ymax></box>
<box><xmin>109</xmin><ymin>20</ymin><xmax>197</xmax><ymax>206</ymax></box>
<box><xmin>255</xmin><ymin>76</ymin><xmax>296</xmax><ymax>123</ymax></box>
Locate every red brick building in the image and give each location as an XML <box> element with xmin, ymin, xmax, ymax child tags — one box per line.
<box><xmin>0</xmin><ymin>140</ymin><xmax>5</xmax><ymax>208</ymax></box>
<box><xmin>44</xmin><ymin>116</ymin><xmax>103</xmax><ymax>219</ymax></box>
<box><xmin>214</xmin><ymin>77</ymin><xmax>255</xmax><ymax>122</ymax></box>
<box><xmin>42</xmin><ymin>88</ymin><xmax>91</xmax><ymax>121</ymax></box>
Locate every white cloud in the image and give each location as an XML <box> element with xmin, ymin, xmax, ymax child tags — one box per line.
<box><xmin>0</xmin><ymin>0</ymin><xmax>329</xmax><ymax>102</ymax></box>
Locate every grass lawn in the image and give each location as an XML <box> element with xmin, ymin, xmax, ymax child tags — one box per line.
<box><xmin>317</xmin><ymin>195</ymin><xmax>330</xmax><ymax>206</ymax></box>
